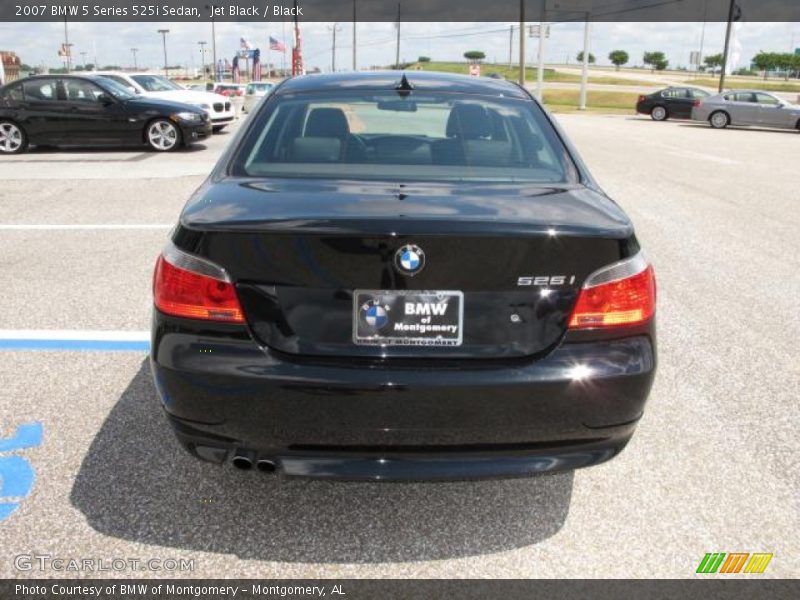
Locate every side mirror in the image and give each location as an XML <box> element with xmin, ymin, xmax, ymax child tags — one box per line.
<box><xmin>126</xmin><ymin>86</ymin><xmax>137</xmax><ymax>95</ymax></box>
<box><xmin>97</xmin><ymin>93</ymin><xmax>114</xmax><ymax>105</ymax></box>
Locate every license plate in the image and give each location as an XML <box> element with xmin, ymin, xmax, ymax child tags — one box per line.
<box><xmin>353</xmin><ymin>290</ymin><xmax>464</xmax><ymax>347</ymax></box>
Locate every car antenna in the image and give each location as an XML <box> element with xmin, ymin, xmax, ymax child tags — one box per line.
<box><xmin>394</xmin><ymin>73</ymin><xmax>414</xmax><ymax>96</ymax></box>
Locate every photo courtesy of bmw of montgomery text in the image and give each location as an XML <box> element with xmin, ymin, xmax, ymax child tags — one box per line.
<box><xmin>151</xmin><ymin>71</ymin><xmax>657</xmax><ymax>480</ymax></box>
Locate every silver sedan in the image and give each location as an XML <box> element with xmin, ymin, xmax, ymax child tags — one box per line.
<box><xmin>691</xmin><ymin>89</ymin><xmax>800</xmax><ymax>130</ymax></box>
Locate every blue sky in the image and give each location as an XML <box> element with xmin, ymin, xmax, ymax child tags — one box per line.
<box><xmin>1</xmin><ymin>21</ymin><xmax>798</xmax><ymax>71</ymax></box>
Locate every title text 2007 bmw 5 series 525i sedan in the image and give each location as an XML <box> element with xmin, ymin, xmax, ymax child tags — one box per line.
<box><xmin>151</xmin><ymin>71</ymin><xmax>657</xmax><ymax>481</ymax></box>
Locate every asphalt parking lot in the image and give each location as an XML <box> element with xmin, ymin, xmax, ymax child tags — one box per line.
<box><xmin>0</xmin><ymin>114</ymin><xmax>797</xmax><ymax>579</ymax></box>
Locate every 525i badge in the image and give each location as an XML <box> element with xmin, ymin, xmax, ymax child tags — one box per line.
<box><xmin>517</xmin><ymin>275</ymin><xmax>577</xmax><ymax>286</ymax></box>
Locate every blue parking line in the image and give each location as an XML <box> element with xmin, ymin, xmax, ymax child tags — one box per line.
<box><xmin>0</xmin><ymin>339</ymin><xmax>150</xmax><ymax>352</ymax></box>
<box><xmin>1</xmin><ymin>422</ymin><xmax>43</xmax><ymax>523</ymax></box>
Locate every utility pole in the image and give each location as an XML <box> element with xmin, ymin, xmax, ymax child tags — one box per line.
<box><xmin>395</xmin><ymin>3</ymin><xmax>401</xmax><ymax>69</ymax></box>
<box><xmin>329</xmin><ymin>23</ymin><xmax>342</xmax><ymax>72</ymax></box>
<box><xmin>206</xmin><ymin>5</ymin><xmax>218</xmax><ymax>81</ymax></box>
<box><xmin>158</xmin><ymin>29</ymin><xmax>170</xmax><ymax>77</ymax></box>
<box><xmin>131</xmin><ymin>48</ymin><xmax>138</xmax><ymax>70</ymax></box>
<box><xmin>697</xmin><ymin>0</ymin><xmax>708</xmax><ymax>77</ymax></box>
<box><xmin>198</xmin><ymin>41</ymin><xmax>207</xmax><ymax>81</ymax></box>
<box><xmin>519</xmin><ymin>0</ymin><xmax>525</xmax><ymax>85</ymax></box>
<box><xmin>80</xmin><ymin>51</ymin><xmax>87</xmax><ymax>70</ymax></box>
<box><xmin>63</xmin><ymin>18</ymin><xmax>72</xmax><ymax>73</ymax></box>
<box><xmin>718</xmin><ymin>0</ymin><xmax>736</xmax><ymax>92</ymax></box>
<box><xmin>508</xmin><ymin>24</ymin><xmax>513</xmax><ymax>70</ymax></box>
<box><xmin>536</xmin><ymin>9</ymin><xmax>547</xmax><ymax>101</ymax></box>
<box><xmin>353</xmin><ymin>0</ymin><xmax>357</xmax><ymax>71</ymax></box>
<box><xmin>579</xmin><ymin>15</ymin><xmax>591</xmax><ymax>110</ymax></box>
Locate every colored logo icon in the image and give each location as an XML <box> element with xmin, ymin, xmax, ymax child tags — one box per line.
<box><xmin>696</xmin><ymin>552</ymin><xmax>773</xmax><ymax>574</ymax></box>
<box><xmin>361</xmin><ymin>299</ymin><xmax>391</xmax><ymax>332</ymax></box>
<box><xmin>394</xmin><ymin>244</ymin><xmax>426</xmax><ymax>276</ymax></box>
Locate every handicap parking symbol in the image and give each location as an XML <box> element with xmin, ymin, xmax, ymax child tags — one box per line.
<box><xmin>0</xmin><ymin>422</ymin><xmax>43</xmax><ymax>522</ymax></box>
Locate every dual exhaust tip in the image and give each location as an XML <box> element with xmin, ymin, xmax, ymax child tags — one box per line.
<box><xmin>232</xmin><ymin>449</ymin><xmax>277</xmax><ymax>473</ymax></box>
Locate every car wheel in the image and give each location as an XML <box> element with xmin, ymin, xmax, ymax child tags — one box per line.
<box><xmin>212</xmin><ymin>125</ymin><xmax>226</xmax><ymax>133</ymax></box>
<box><xmin>650</xmin><ymin>106</ymin><xmax>668</xmax><ymax>121</ymax></box>
<box><xmin>709</xmin><ymin>111</ymin><xmax>730</xmax><ymax>129</ymax></box>
<box><xmin>146</xmin><ymin>119</ymin><xmax>181</xmax><ymax>151</ymax></box>
<box><xmin>0</xmin><ymin>121</ymin><xmax>28</xmax><ymax>154</ymax></box>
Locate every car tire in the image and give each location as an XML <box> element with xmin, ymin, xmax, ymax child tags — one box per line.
<box><xmin>146</xmin><ymin>119</ymin><xmax>181</xmax><ymax>152</ymax></box>
<box><xmin>0</xmin><ymin>120</ymin><xmax>29</xmax><ymax>154</ymax></box>
<box><xmin>709</xmin><ymin>111</ymin><xmax>730</xmax><ymax>129</ymax></box>
<box><xmin>212</xmin><ymin>125</ymin><xmax>227</xmax><ymax>133</ymax></box>
<box><xmin>650</xmin><ymin>106</ymin><xmax>668</xmax><ymax>121</ymax></box>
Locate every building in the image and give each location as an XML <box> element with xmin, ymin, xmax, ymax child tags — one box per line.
<box><xmin>1</xmin><ymin>50</ymin><xmax>21</xmax><ymax>84</ymax></box>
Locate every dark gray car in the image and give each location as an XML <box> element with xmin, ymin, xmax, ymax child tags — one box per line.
<box><xmin>692</xmin><ymin>89</ymin><xmax>800</xmax><ymax>130</ymax></box>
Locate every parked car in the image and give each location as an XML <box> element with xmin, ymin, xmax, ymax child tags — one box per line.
<box><xmin>93</xmin><ymin>71</ymin><xmax>234</xmax><ymax>132</ymax></box>
<box><xmin>242</xmin><ymin>82</ymin><xmax>275</xmax><ymax>113</ymax></box>
<box><xmin>691</xmin><ymin>89</ymin><xmax>800</xmax><ymax>130</ymax></box>
<box><xmin>213</xmin><ymin>83</ymin><xmax>247</xmax><ymax>97</ymax></box>
<box><xmin>151</xmin><ymin>71</ymin><xmax>657</xmax><ymax>480</ymax></box>
<box><xmin>184</xmin><ymin>83</ymin><xmax>211</xmax><ymax>92</ymax></box>
<box><xmin>0</xmin><ymin>74</ymin><xmax>210</xmax><ymax>154</ymax></box>
<box><xmin>636</xmin><ymin>86</ymin><xmax>710</xmax><ymax>121</ymax></box>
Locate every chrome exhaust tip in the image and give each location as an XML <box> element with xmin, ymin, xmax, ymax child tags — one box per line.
<box><xmin>256</xmin><ymin>458</ymin><xmax>277</xmax><ymax>473</ymax></box>
<box><xmin>231</xmin><ymin>449</ymin><xmax>255</xmax><ymax>470</ymax></box>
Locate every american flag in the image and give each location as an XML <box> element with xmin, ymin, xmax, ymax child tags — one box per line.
<box><xmin>269</xmin><ymin>36</ymin><xmax>286</xmax><ymax>53</ymax></box>
<box><xmin>240</xmin><ymin>37</ymin><xmax>252</xmax><ymax>51</ymax></box>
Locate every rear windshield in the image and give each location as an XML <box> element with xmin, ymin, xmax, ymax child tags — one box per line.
<box><xmin>229</xmin><ymin>91</ymin><xmax>577</xmax><ymax>183</ymax></box>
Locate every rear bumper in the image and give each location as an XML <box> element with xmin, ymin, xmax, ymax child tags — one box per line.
<box><xmin>151</xmin><ymin>314</ymin><xmax>655</xmax><ymax>480</ymax></box>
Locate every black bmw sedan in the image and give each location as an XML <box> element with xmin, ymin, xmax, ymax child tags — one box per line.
<box><xmin>636</xmin><ymin>86</ymin><xmax>710</xmax><ymax>121</ymax></box>
<box><xmin>0</xmin><ymin>74</ymin><xmax>211</xmax><ymax>154</ymax></box>
<box><xmin>151</xmin><ymin>71</ymin><xmax>657</xmax><ymax>480</ymax></box>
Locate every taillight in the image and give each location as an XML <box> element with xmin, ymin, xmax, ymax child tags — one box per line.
<box><xmin>568</xmin><ymin>253</ymin><xmax>656</xmax><ymax>329</ymax></box>
<box><xmin>693</xmin><ymin>100</ymin><xmax>703</xmax><ymax>108</ymax></box>
<box><xmin>638</xmin><ymin>95</ymin><xmax>646</xmax><ymax>102</ymax></box>
<box><xmin>153</xmin><ymin>242</ymin><xmax>244</xmax><ymax>323</ymax></box>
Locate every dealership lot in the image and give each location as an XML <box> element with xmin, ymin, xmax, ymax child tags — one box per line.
<box><xmin>0</xmin><ymin>116</ymin><xmax>797</xmax><ymax>578</ymax></box>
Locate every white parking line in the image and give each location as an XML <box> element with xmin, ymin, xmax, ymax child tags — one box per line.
<box><xmin>0</xmin><ymin>330</ymin><xmax>150</xmax><ymax>340</ymax></box>
<box><xmin>0</xmin><ymin>224</ymin><xmax>172</xmax><ymax>231</ymax></box>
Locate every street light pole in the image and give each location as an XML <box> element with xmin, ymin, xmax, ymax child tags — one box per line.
<box><xmin>206</xmin><ymin>5</ymin><xmax>218</xmax><ymax>81</ymax></box>
<box><xmin>80</xmin><ymin>51</ymin><xmax>87</xmax><ymax>70</ymax></box>
<box><xmin>395</xmin><ymin>3</ymin><xmax>401</xmax><ymax>69</ymax></box>
<box><xmin>718</xmin><ymin>0</ymin><xmax>736</xmax><ymax>93</ymax></box>
<box><xmin>519</xmin><ymin>0</ymin><xmax>525</xmax><ymax>85</ymax></box>
<box><xmin>157</xmin><ymin>29</ymin><xmax>170</xmax><ymax>77</ymax></box>
<box><xmin>198</xmin><ymin>41</ymin><xmax>207</xmax><ymax>81</ymax></box>
<box><xmin>579</xmin><ymin>15</ymin><xmax>591</xmax><ymax>110</ymax></box>
<box><xmin>63</xmin><ymin>18</ymin><xmax>72</xmax><ymax>73</ymax></box>
<box><xmin>330</xmin><ymin>23</ymin><xmax>342</xmax><ymax>73</ymax></box>
<box><xmin>536</xmin><ymin>9</ymin><xmax>547</xmax><ymax>101</ymax></box>
<box><xmin>131</xmin><ymin>48</ymin><xmax>138</xmax><ymax>70</ymax></box>
<box><xmin>352</xmin><ymin>0</ymin><xmax>357</xmax><ymax>71</ymax></box>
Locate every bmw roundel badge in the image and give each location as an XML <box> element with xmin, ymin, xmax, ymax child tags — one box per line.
<box><xmin>394</xmin><ymin>244</ymin><xmax>426</xmax><ymax>276</ymax></box>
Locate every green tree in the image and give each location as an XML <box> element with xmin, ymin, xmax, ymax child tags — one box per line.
<box><xmin>463</xmin><ymin>50</ymin><xmax>486</xmax><ymax>63</ymax></box>
<box><xmin>774</xmin><ymin>52</ymin><xmax>797</xmax><ymax>80</ymax></box>
<box><xmin>417</xmin><ymin>56</ymin><xmax>431</xmax><ymax>63</ymax></box>
<box><xmin>752</xmin><ymin>51</ymin><xmax>777</xmax><ymax>79</ymax></box>
<box><xmin>643</xmin><ymin>51</ymin><xmax>668</xmax><ymax>72</ymax></box>
<box><xmin>608</xmin><ymin>50</ymin><xmax>629</xmax><ymax>70</ymax></box>
<box><xmin>576</xmin><ymin>51</ymin><xmax>596</xmax><ymax>64</ymax></box>
<box><xmin>703</xmin><ymin>53</ymin><xmax>724</xmax><ymax>74</ymax></box>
